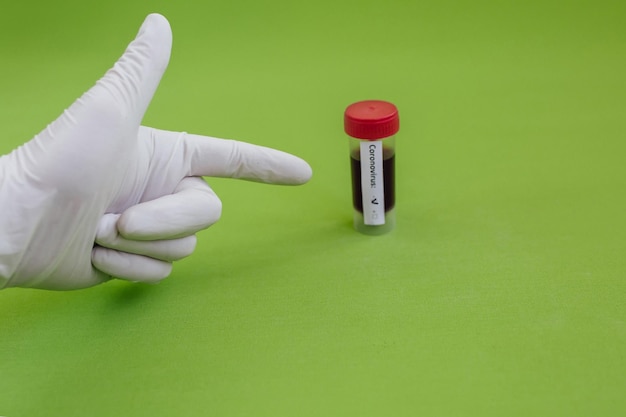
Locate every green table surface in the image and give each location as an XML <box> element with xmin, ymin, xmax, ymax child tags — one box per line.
<box><xmin>1</xmin><ymin>0</ymin><xmax>625</xmax><ymax>416</ymax></box>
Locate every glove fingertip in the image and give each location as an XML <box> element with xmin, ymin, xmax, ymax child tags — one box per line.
<box><xmin>286</xmin><ymin>157</ymin><xmax>313</xmax><ymax>185</ymax></box>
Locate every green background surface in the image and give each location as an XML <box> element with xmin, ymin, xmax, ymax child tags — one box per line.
<box><xmin>1</xmin><ymin>0</ymin><xmax>625</xmax><ymax>416</ymax></box>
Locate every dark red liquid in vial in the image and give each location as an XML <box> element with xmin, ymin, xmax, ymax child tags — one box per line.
<box><xmin>350</xmin><ymin>150</ymin><xmax>395</xmax><ymax>213</ymax></box>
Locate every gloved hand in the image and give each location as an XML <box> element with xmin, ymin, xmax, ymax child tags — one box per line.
<box><xmin>0</xmin><ymin>14</ymin><xmax>312</xmax><ymax>290</ymax></box>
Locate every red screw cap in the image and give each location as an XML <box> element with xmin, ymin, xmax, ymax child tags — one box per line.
<box><xmin>344</xmin><ymin>100</ymin><xmax>399</xmax><ymax>140</ymax></box>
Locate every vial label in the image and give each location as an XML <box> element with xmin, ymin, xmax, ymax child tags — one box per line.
<box><xmin>359</xmin><ymin>141</ymin><xmax>386</xmax><ymax>225</ymax></box>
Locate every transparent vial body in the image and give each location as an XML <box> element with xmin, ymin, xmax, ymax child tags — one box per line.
<box><xmin>349</xmin><ymin>135</ymin><xmax>396</xmax><ymax>235</ymax></box>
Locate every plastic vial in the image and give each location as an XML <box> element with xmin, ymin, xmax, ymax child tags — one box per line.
<box><xmin>344</xmin><ymin>100</ymin><xmax>399</xmax><ymax>235</ymax></box>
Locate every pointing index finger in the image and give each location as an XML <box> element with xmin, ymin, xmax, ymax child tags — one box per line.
<box><xmin>153</xmin><ymin>129</ymin><xmax>313</xmax><ymax>184</ymax></box>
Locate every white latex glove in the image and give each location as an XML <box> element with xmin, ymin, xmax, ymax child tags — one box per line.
<box><xmin>0</xmin><ymin>14</ymin><xmax>312</xmax><ymax>290</ymax></box>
